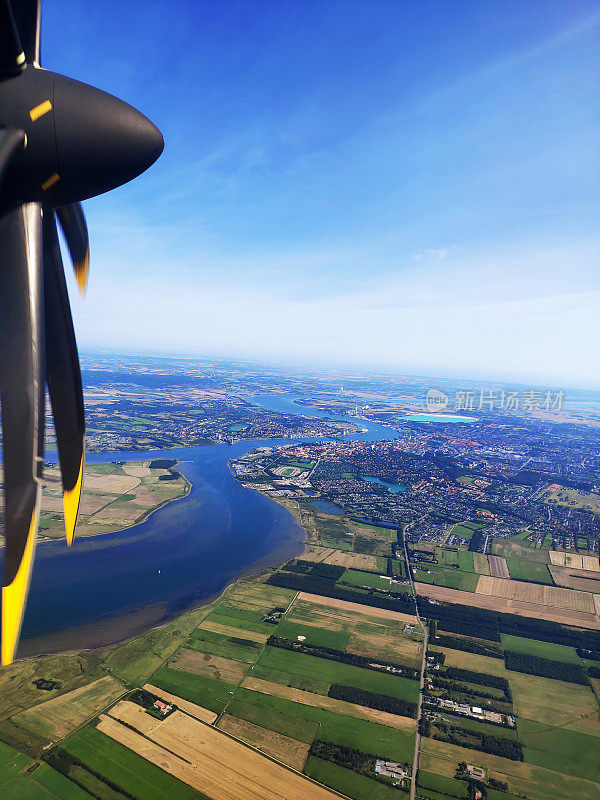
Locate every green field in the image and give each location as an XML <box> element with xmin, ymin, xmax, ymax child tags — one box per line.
<box><xmin>103</xmin><ymin>606</ymin><xmax>211</xmax><ymax>685</ymax></box>
<box><xmin>457</xmin><ymin>551</ymin><xmax>475</xmax><ymax>571</ymax></box>
<box><xmin>150</xmin><ymin>666</ymin><xmax>236</xmax><ymax>713</ymax></box>
<box><xmin>234</xmin><ymin>687</ymin><xmax>413</xmax><ymax>761</ymax></box>
<box><xmin>251</xmin><ymin>665</ymin><xmax>331</xmax><ymax>695</ymax></box>
<box><xmin>64</xmin><ymin>727</ymin><xmax>205</xmax><ymax>800</ymax></box>
<box><xmin>186</xmin><ymin>628</ymin><xmax>263</xmax><ymax>663</ymax></box>
<box><xmin>226</xmin><ymin>698</ymin><xmax>320</xmax><ymax>743</ymax></box>
<box><xmin>256</xmin><ymin>646</ymin><xmax>420</xmax><ymax>701</ymax></box>
<box><xmin>413</xmin><ymin>565</ymin><xmax>479</xmax><ymax>591</ymax></box>
<box><xmin>506</xmin><ymin>559</ymin><xmax>554</xmax><ymax>585</ymax></box>
<box><xmin>417</xmin><ymin>769</ymin><xmax>469</xmax><ymax>798</ymax></box>
<box><xmin>203</xmin><ymin>610</ymin><xmax>273</xmax><ymax>634</ymax></box>
<box><xmin>275</xmin><ymin>620</ymin><xmax>350</xmax><ymax>650</ymax></box>
<box><xmin>500</xmin><ymin>634</ymin><xmax>581</xmax><ymax>664</ymax></box>
<box><xmin>0</xmin><ymin>740</ymin><xmax>92</xmax><ymax>800</ymax></box>
<box><xmin>305</xmin><ymin>756</ymin><xmax>403</xmax><ymax>800</ymax></box>
<box><xmin>519</xmin><ymin>718</ymin><xmax>600</xmax><ymax>783</ymax></box>
<box><xmin>340</xmin><ymin>569</ymin><xmax>394</xmax><ymax>591</ymax></box>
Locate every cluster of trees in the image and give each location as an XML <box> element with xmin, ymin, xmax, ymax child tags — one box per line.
<box><xmin>429</xmin><ymin>677</ymin><xmax>512</xmax><ymax>713</ymax></box>
<box><xmin>129</xmin><ymin>688</ymin><xmax>160</xmax><ymax>709</ymax></box>
<box><xmin>44</xmin><ymin>747</ymin><xmax>137</xmax><ymax>799</ymax></box>
<box><xmin>586</xmin><ymin>665</ymin><xmax>600</xmax><ymax>679</ymax></box>
<box><xmin>487</xmin><ymin>777</ymin><xmax>509</xmax><ymax>792</ymax></box>
<box><xmin>443</xmin><ymin>667</ymin><xmax>512</xmax><ymax>701</ymax></box>
<box><xmin>309</xmin><ymin>740</ymin><xmax>396</xmax><ymax>786</ymax></box>
<box><xmin>267</xmin><ymin>571</ymin><xmax>415</xmax><ymax>613</ymax></box>
<box><xmin>421</xmin><ymin>598</ymin><xmax>600</xmax><ymax>652</ymax></box>
<box><xmin>504</xmin><ymin>651</ymin><xmax>588</xmax><ymax>684</ymax></box>
<box><xmin>148</xmin><ymin>458</ymin><xmax>176</xmax><ymax>469</ymax></box>
<box><xmin>284</xmin><ymin>560</ymin><xmax>346</xmax><ymax>580</ymax></box>
<box><xmin>266</xmin><ymin>635</ymin><xmax>418</xmax><ymax>679</ymax></box>
<box><xmin>328</xmin><ymin>683</ymin><xmax>417</xmax><ymax>718</ymax></box>
<box><xmin>431</xmin><ymin>720</ymin><xmax>523</xmax><ymax>762</ymax></box>
<box><xmin>433</xmin><ymin>633</ymin><xmax>503</xmax><ymax>659</ymax></box>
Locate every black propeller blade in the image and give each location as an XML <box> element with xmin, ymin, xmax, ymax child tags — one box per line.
<box><xmin>0</xmin><ymin>202</ymin><xmax>44</xmax><ymax>666</ymax></box>
<box><xmin>56</xmin><ymin>203</ymin><xmax>89</xmax><ymax>295</ymax></box>
<box><xmin>0</xmin><ymin>0</ymin><xmax>163</xmax><ymax>664</ymax></box>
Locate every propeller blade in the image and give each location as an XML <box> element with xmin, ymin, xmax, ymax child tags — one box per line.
<box><xmin>44</xmin><ymin>212</ymin><xmax>85</xmax><ymax>546</ymax></box>
<box><xmin>0</xmin><ymin>0</ymin><xmax>26</xmax><ymax>73</ymax></box>
<box><xmin>0</xmin><ymin>128</ymin><xmax>26</xmax><ymax>187</ymax></box>
<box><xmin>11</xmin><ymin>0</ymin><xmax>40</xmax><ymax>66</ymax></box>
<box><xmin>56</xmin><ymin>203</ymin><xmax>90</xmax><ymax>295</ymax></box>
<box><xmin>0</xmin><ymin>202</ymin><xmax>44</xmax><ymax>666</ymax></box>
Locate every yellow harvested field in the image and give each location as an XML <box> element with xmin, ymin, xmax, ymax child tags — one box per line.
<box><xmin>421</xmin><ymin>736</ymin><xmax>600</xmax><ymax>800</ymax></box>
<box><xmin>199</xmin><ymin>620</ymin><xmax>269</xmax><ymax>643</ymax></box>
<box><xmin>97</xmin><ymin>710</ymin><xmax>341</xmax><ymax>800</ymax></box>
<box><xmin>242</xmin><ymin>676</ymin><xmax>416</xmax><ymax>731</ymax></box>
<box><xmin>217</xmin><ymin>714</ymin><xmax>310</xmax><ymax>771</ymax></box>
<box><xmin>296</xmin><ymin>592</ymin><xmax>417</xmax><ymax>623</ymax></box>
<box><xmin>508</xmin><ymin>671</ymin><xmax>600</xmax><ymax>736</ymax></box>
<box><xmin>347</xmin><ymin>630</ymin><xmax>422</xmax><ymax>667</ymax></box>
<box><xmin>475</xmin><ymin>575</ymin><xmax>595</xmax><ymax>613</ymax></box>
<box><xmin>142</xmin><ymin>684</ymin><xmax>216</xmax><ymax>723</ymax></box>
<box><xmin>167</xmin><ymin>649</ymin><xmax>248</xmax><ymax>683</ymax></box>
<box><xmin>297</xmin><ymin>547</ymin><xmax>336</xmax><ymax>563</ymax></box>
<box><xmin>323</xmin><ymin>551</ymin><xmax>382</xmax><ymax>571</ymax></box>
<box><xmin>549</xmin><ymin>552</ymin><xmax>599</xmax><ymax>571</ymax></box>
<box><xmin>15</xmin><ymin>676</ymin><xmax>125</xmax><ymax>740</ymax></box>
<box><xmin>415</xmin><ymin>583</ymin><xmax>600</xmax><ymax>628</ymax></box>
<box><xmin>583</xmin><ymin>555</ymin><xmax>600</xmax><ymax>571</ymax></box>
<box><xmin>549</xmin><ymin>551</ymin><xmax>567</xmax><ymax>567</ymax></box>
<box><xmin>434</xmin><ymin>648</ymin><xmax>509</xmax><ymax>678</ymax></box>
<box><xmin>473</xmin><ymin>553</ymin><xmax>491</xmax><ymax>575</ymax></box>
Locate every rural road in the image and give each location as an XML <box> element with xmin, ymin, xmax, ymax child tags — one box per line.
<box><xmin>403</xmin><ymin>533</ymin><xmax>428</xmax><ymax>800</ymax></box>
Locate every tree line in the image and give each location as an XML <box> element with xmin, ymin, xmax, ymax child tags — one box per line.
<box><xmin>328</xmin><ymin>683</ymin><xmax>417</xmax><ymax>718</ymax></box>
<box><xmin>503</xmin><ymin>651</ymin><xmax>588</xmax><ymax>685</ymax></box>
<box><xmin>266</xmin><ymin>635</ymin><xmax>419</xmax><ymax>679</ymax></box>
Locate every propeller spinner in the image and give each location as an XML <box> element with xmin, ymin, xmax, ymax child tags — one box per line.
<box><xmin>0</xmin><ymin>0</ymin><xmax>164</xmax><ymax>664</ymax></box>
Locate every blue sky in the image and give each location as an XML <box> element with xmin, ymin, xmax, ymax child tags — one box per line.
<box><xmin>45</xmin><ymin>1</ymin><xmax>599</xmax><ymax>388</ymax></box>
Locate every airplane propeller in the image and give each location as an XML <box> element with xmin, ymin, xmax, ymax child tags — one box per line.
<box><xmin>0</xmin><ymin>0</ymin><xmax>164</xmax><ymax>665</ymax></box>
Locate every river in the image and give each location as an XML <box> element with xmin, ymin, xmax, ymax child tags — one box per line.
<box><xmin>11</xmin><ymin>395</ymin><xmax>398</xmax><ymax>657</ymax></box>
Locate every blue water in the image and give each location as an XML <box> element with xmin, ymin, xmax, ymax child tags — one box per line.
<box><xmin>402</xmin><ymin>413</ymin><xmax>477</xmax><ymax>423</ymax></box>
<box><xmin>229</xmin><ymin>424</ymin><xmax>247</xmax><ymax>431</ymax></box>
<box><xmin>308</xmin><ymin>500</ymin><xmax>345</xmax><ymax>515</ymax></box>
<box><xmin>11</xmin><ymin>394</ymin><xmax>398</xmax><ymax>656</ymax></box>
<box><xmin>362</xmin><ymin>475</ymin><xmax>404</xmax><ymax>493</ymax></box>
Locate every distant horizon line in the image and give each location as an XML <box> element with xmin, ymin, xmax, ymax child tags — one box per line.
<box><xmin>77</xmin><ymin>346</ymin><xmax>600</xmax><ymax>397</ymax></box>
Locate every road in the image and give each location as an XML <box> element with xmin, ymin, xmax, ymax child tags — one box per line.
<box><xmin>403</xmin><ymin>532</ymin><xmax>428</xmax><ymax>800</ymax></box>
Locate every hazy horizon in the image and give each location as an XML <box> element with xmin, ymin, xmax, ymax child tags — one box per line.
<box><xmin>45</xmin><ymin>1</ymin><xmax>599</xmax><ymax>390</ymax></box>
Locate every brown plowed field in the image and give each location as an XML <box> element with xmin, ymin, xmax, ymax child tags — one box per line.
<box><xmin>217</xmin><ymin>714</ymin><xmax>310</xmax><ymax>770</ymax></box>
<box><xmin>97</xmin><ymin>708</ymin><xmax>341</xmax><ymax>800</ymax></box>
<box><xmin>549</xmin><ymin>566</ymin><xmax>600</xmax><ymax>593</ymax></box>
<box><xmin>199</xmin><ymin>620</ymin><xmax>269</xmax><ymax>643</ymax></box>
<box><xmin>167</xmin><ymin>649</ymin><xmax>248</xmax><ymax>683</ymax></box>
<box><xmin>241</xmin><ymin>676</ymin><xmax>416</xmax><ymax>731</ymax></box>
<box><xmin>415</xmin><ymin>582</ymin><xmax>600</xmax><ymax>628</ymax></box>
<box><xmin>488</xmin><ymin>555</ymin><xmax>509</xmax><ymax>578</ymax></box>
<box><xmin>323</xmin><ymin>551</ymin><xmax>382</xmax><ymax>571</ymax></box>
<box><xmin>296</xmin><ymin>592</ymin><xmax>417</xmax><ymax>623</ymax></box>
<box><xmin>476</xmin><ymin>575</ymin><xmax>595</xmax><ymax>613</ymax></box>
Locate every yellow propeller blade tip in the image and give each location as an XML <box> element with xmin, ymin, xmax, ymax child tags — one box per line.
<box><xmin>63</xmin><ymin>457</ymin><xmax>84</xmax><ymax>546</ymax></box>
<box><xmin>75</xmin><ymin>253</ymin><xmax>89</xmax><ymax>297</ymax></box>
<box><xmin>1</xmin><ymin>508</ymin><xmax>39</xmax><ymax>666</ymax></box>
